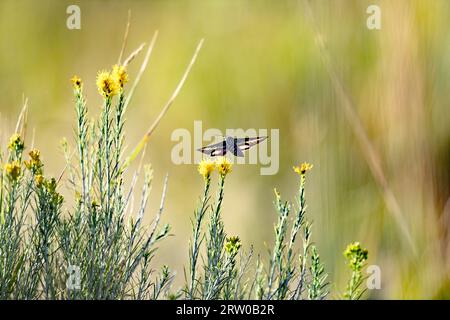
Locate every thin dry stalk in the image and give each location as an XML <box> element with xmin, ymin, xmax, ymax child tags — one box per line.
<box><xmin>123</xmin><ymin>38</ymin><xmax>205</xmax><ymax>170</ymax></box>
<box><xmin>123</xmin><ymin>31</ymin><xmax>159</xmax><ymax>113</ymax></box>
<box><xmin>15</xmin><ymin>97</ymin><xmax>28</xmax><ymax>137</ymax></box>
<box><xmin>118</xmin><ymin>10</ymin><xmax>132</xmax><ymax>65</ymax></box>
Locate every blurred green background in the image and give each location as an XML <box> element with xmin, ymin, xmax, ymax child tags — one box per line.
<box><xmin>1</xmin><ymin>0</ymin><xmax>449</xmax><ymax>299</ymax></box>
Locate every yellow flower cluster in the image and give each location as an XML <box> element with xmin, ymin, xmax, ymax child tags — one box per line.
<box><xmin>343</xmin><ymin>242</ymin><xmax>368</xmax><ymax>271</ymax></box>
<box><xmin>37</xmin><ymin>177</ymin><xmax>64</xmax><ymax>206</ymax></box>
<box><xmin>96</xmin><ymin>65</ymin><xmax>128</xmax><ymax>98</ymax></box>
<box><xmin>96</xmin><ymin>70</ymin><xmax>119</xmax><ymax>98</ymax></box>
<box><xmin>197</xmin><ymin>159</ymin><xmax>215</xmax><ymax>179</ymax></box>
<box><xmin>293</xmin><ymin>162</ymin><xmax>313</xmax><ymax>175</ymax></box>
<box><xmin>71</xmin><ymin>75</ymin><xmax>82</xmax><ymax>90</ymax></box>
<box><xmin>112</xmin><ymin>64</ymin><xmax>128</xmax><ymax>88</ymax></box>
<box><xmin>35</xmin><ymin>174</ymin><xmax>44</xmax><ymax>187</ymax></box>
<box><xmin>91</xmin><ymin>199</ymin><xmax>100</xmax><ymax>209</ymax></box>
<box><xmin>24</xmin><ymin>149</ymin><xmax>43</xmax><ymax>175</ymax></box>
<box><xmin>8</xmin><ymin>133</ymin><xmax>24</xmax><ymax>153</ymax></box>
<box><xmin>224</xmin><ymin>236</ymin><xmax>241</xmax><ymax>255</ymax></box>
<box><xmin>216</xmin><ymin>157</ymin><xmax>232</xmax><ymax>176</ymax></box>
<box><xmin>198</xmin><ymin>157</ymin><xmax>233</xmax><ymax>180</ymax></box>
<box><xmin>4</xmin><ymin>161</ymin><xmax>21</xmax><ymax>181</ymax></box>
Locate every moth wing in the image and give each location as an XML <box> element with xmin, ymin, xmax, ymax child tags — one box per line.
<box><xmin>235</xmin><ymin>136</ymin><xmax>268</xmax><ymax>151</ymax></box>
<box><xmin>209</xmin><ymin>148</ymin><xmax>228</xmax><ymax>156</ymax></box>
<box><xmin>197</xmin><ymin>140</ymin><xmax>228</xmax><ymax>156</ymax></box>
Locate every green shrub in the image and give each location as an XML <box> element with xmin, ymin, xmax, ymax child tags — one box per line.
<box><xmin>0</xmin><ymin>59</ymin><xmax>368</xmax><ymax>300</ymax></box>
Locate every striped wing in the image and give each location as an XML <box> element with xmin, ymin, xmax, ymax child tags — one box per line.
<box><xmin>197</xmin><ymin>140</ymin><xmax>228</xmax><ymax>156</ymax></box>
<box><xmin>235</xmin><ymin>136</ymin><xmax>268</xmax><ymax>151</ymax></box>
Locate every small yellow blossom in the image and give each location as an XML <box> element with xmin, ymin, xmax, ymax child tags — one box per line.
<box><xmin>35</xmin><ymin>174</ymin><xmax>44</xmax><ymax>187</ymax></box>
<box><xmin>8</xmin><ymin>133</ymin><xmax>24</xmax><ymax>152</ymax></box>
<box><xmin>344</xmin><ymin>242</ymin><xmax>368</xmax><ymax>271</ymax></box>
<box><xmin>4</xmin><ymin>161</ymin><xmax>21</xmax><ymax>181</ymax></box>
<box><xmin>293</xmin><ymin>162</ymin><xmax>313</xmax><ymax>175</ymax></box>
<box><xmin>29</xmin><ymin>149</ymin><xmax>40</xmax><ymax>161</ymax></box>
<box><xmin>112</xmin><ymin>64</ymin><xmax>128</xmax><ymax>88</ymax></box>
<box><xmin>96</xmin><ymin>70</ymin><xmax>119</xmax><ymax>98</ymax></box>
<box><xmin>39</xmin><ymin>177</ymin><xmax>64</xmax><ymax>205</ymax></box>
<box><xmin>24</xmin><ymin>149</ymin><xmax>43</xmax><ymax>174</ymax></box>
<box><xmin>91</xmin><ymin>199</ymin><xmax>100</xmax><ymax>209</ymax></box>
<box><xmin>44</xmin><ymin>177</ymin><xmax>58</xmax><ymax>193</ymax></box>
<box><xmin>75</xmin><ymin>191</ymin><xmax>82</xmax><ymax>204</ymax></box>
<box><xmin>198</xmin><ymin>159</ymin><xmax>215</xmax><ymax>179</ymax></box>
<box><xmin>71</xmin><ymin>75</ymin><xmax>82</xmax><ymax>90</ymax></box>
<box><xmin>216</xmin><ymin>157</ymin><xmax>232</xmax><ymax>177</ymax></box>
<box><xmin>224</xmin><ymin>236</ymin><xmax>242</xmax><ymax>255</ymax></box>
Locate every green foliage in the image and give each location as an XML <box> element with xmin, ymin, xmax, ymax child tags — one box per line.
<box><xmin>184</xmin><ymin>160</ymin><xmax>367</xmax><ymax>300</ymax></box>
<box><xmin>0</xmin><ymin>69</ymin><xmax>171</xmax><ymax>299</ymax></box>
<box><xmin>307</xmin><ymin>246</ymin><xmax>328</xmax><ymax>300</ymax></box>
<box><xmin>0</xmin><ymin>66</ymin><xmax>368</xmax><ymax>300</ymax></box>
<box><xmin>343</xmin><ymin>242</ymin><xmax>369</xmax><ymax>300</ymax></box>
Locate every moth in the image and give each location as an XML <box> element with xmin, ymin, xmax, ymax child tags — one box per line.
<box><xmin>197</xmin><ymin>136</ymin><xmax>268</xmax><ymax>157</ymax></box>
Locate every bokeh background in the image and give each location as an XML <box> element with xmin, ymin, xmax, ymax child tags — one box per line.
<box><xmin>1</xmin><ymin>0</ymin><xmax>449</xmax><ymax>299</ymax></box>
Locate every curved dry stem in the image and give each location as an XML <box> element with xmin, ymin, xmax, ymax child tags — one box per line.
<box><xmin>122</xmin><ymin>38</ymin><xmax>205</xmax><ymax>170</ymax></box>
<box><xmin>123</xmin><ymin>30</ymin><xmax>159</xmax><ymax>114</ymax></box>
<box><xmin>118</xmin><ymin>9</ymin><xmax>132</xmax><ymax>65</ymax></box>
<box><xmin>15</xmin><ymin>97</ymin><xmax>28</xmax><ymax>137</ymax></box>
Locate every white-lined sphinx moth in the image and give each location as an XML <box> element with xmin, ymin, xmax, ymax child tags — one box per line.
<box><xmin>198</xmin><ymin>136</ymin><xmax>268</xmax><ymax>157</ymax></box>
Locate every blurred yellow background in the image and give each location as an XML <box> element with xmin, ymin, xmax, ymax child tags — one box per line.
<box><xmin>1</xmin><ymin>0</ymin><xmax>449</xmax><ymax>299</ymax></box>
